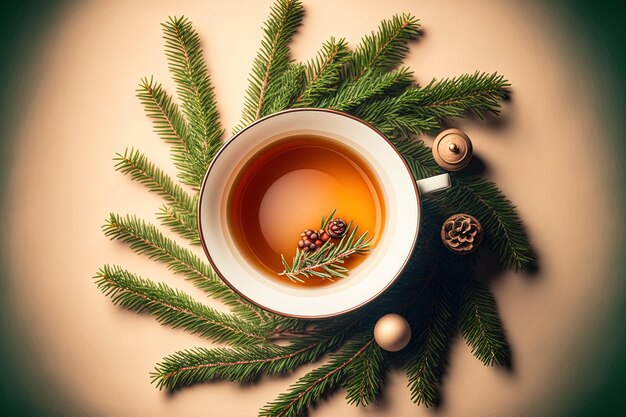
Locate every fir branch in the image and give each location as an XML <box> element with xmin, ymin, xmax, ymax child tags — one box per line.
<box><xmin>114</xmin><ymin>148</ymin><xmax>196</xmax><ymax>216</ymax></box>
<box><xmin>103</xmin><ymin>214</ymin><xmax>265</xmax><ymax>322</ymax></box>
<box><xmin>459</xmin><ymin>277</ymin><xmax>510</xmax><ymax>366</ymax></box>
<box><xmin>320</xmin><ymin>67</ymin><xmax>414</xmax><ymax>112</ymax></box>
<box><xmin>265</xmin><ymin>63</ymin><xmax>307</xmax><ymax>114</ymax></box>
<box><xmin>136</xmin><ymin>77</ymin><xmax>202</xmax><ymax>186</ymax></box>
<box><xmin>280</xmin><ymin>223</ymin><xmax>372</xmax><ymax>282</ymax></box>
<box><xmin>392</xmin><ymin>137</ymin><xmax>441</xmax><ymax>180</ymax></box>
<box><xmin>265</xmin><ymin>314</ymin><xmax>311</xmax><ymax>337</ymax></box>
<box><xmin>412</xmin><ymin>72</ymin><xmax>510</xmax><ymax>119</ymax></box>
<box><xmin>157</xmin><ymin>204</ymin><xmax>200</xmax><ymax>245</ymax></box>
<box><xmin>103</xmin><ymin>213</ymin><xmax>213</xmax><ymax>285</ymax></box>
<box><xmin>152</xmin><ymin>330</ymin><xmax>352</xmax><ymax>390</ymax></box>
<box><xmin>344</xmin><ymin>13</ymin><xmax>420</xmax><ymax>81</ymax></box>
<box><xmin>295</xmin><ymin>37</ymin><xmax>349</xmax><ymax>107</ymax></box>
<box><xmin>260</xmin><ymin>334</ymin><xmax>375</xmax><ymax>417</ymax></box>
<box><xmin>394</xmin><ymin>139</ymin><xmax>533</xmax><ymax>271</ymax></box>
<box><xmin>357</xmin><ymin>72</ymin><xmax>510</xmax><ymax>136</ymax></box>
<box><xmin>402</xmin><ymin>254</ymin><xmax>456</xmax><ymax>407</ymax></box>
<box><xmin>95</xmin><ymin>265</ymin><xmax>267</xmax><ymax>346</ymax></box>
<box><xmin>113</xmin><ymin>148</ymin><xmax>200</xmax><ymax>243</ymax></box>
<box><xmin>342</xmin><ymin>337</ymin><xmax>387</xmax><ymax>407</ymax></box>
<box><xmin>162</xmin><ymin>16</ymin><xmax>224</xmax><ymax>170</ymax></box>
<box><xmin>236</xmin><ymin>0</ymin><xmax>304</xmax><ymax>130</ymax></box>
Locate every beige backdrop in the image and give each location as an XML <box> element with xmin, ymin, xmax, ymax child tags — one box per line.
<box><xmin>4</xmin><ymin>1</ymin><xmax>621</xmax><ymax>416</ymax></box>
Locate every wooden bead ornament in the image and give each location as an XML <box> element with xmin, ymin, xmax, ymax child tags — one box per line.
<box><xmin>441</xmin><ymin>214</ymin><xmax>483</xmax><ymax>254</ymax></box>
<box><xmin>374</xmin><ymin>313</ymin><xmax>411</xmax><ymax>352</ymax></box>
<box><xmin>432</xmin><ymin>128</ymin><xmax>473</xmax><ymax>171</ymax></box>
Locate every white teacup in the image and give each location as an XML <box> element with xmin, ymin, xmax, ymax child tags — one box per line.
<box><xmin>198</xmin><ymin>109</ymin><xmax>450</xmax><ymax>319</ymax></box>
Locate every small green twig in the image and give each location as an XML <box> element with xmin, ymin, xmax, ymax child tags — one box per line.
<box><xmin>279</xmin><ymin>210</ymin><xmax>372</xmax><ymax>282</ymax></box>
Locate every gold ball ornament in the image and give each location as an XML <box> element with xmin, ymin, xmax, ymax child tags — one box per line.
<box><xmin>432</xmin><ymin>128</ymin><xmax>473</xmax><ymax>171</ymax></box>
<box><xmin>441</xmin><ymin>213</ymin><xmax>483</xmax><ymax>254</ymax></box>
<box><xmin>373</xmin><ymin>313</ymin><xmax>411</xmax><ymax>352</ymax></box>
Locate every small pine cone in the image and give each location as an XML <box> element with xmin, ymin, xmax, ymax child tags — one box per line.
<box><xmin>326</xmin><ymin>218</ymin><xmax>348</xmax><ymax>239</ymax></box>
<box><xmin>298</xmin><ymin>229</ymin><xmax>326</xmax><ymax>252</ymax></box>
<box><xmin>441</xmin><ymin>214</ymin><xmax>483</xmax><ymax>254</ymax></box>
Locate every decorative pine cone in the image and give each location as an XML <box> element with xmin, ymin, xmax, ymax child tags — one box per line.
<box><xmin>326</xmin><ymin>218</ymin><xmax>348</xmax><ymax>239</ymax></box>
<box><xmin>298</xmin><ymin>229</ymin><xmax>330</xmax><ymax>253</ymax></box>
<box><xmin>441</xmin><ymin>214</ymin><xmax>483</xmax><ymax>254</ymax></box>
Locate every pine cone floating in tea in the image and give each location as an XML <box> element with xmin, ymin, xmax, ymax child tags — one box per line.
<box><xmin>326</xmin><ymin>218</ymin><xmax>348</xmax><ymax>239</ymax></box>
<box><xmin>298</xmin><ymin>229</ymin><xmax>330</xmax><ymax>253</ymax></box>
<box><xmin>441</xmin><ymin>214</ymin><xmax>483</xmax><ymax>254</ymax></box>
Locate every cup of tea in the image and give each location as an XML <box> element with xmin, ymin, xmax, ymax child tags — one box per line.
<box><xmin>198</xmin><ymin>108</ymin><xmax>450</xmax><ymax>318</ymax></box>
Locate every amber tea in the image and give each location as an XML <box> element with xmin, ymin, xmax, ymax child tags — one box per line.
<box><xmin>227</xmin><ymin>135</ymin><xmax>386</xmax><ymax>286</ymax></box>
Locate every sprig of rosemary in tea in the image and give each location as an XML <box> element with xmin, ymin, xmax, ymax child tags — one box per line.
<box><xmin>279</xmin><ymin>210</ymin><xmax>373</xmax><ymax>282</ymax></box>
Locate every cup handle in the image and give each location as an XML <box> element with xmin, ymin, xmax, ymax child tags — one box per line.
<box><xmin>416</xmin><ymin>173</ymin><xmax>451</xmax><ymax>196</ymax></box>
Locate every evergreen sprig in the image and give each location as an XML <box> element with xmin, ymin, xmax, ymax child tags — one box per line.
<box><xmin>95</xmin><ymin>265</ymin><xmax>268</xmax><ymax>346</ymax></box>
<box><xmin>280</xmin><ymin>212</ymin><xmax>372</xmax><ymax>282</ymax></box>
<box><xmin>153</xmin><ymin>329</ymin><xmax>353</xmax><ymax>389</ymax></box>
<box><xmin>236</xmin><ymin>0</ymin><xmax>304</xmax><ymax>130</ymax></box>
<box><xmin>265</xmin><ymin>63</ymin><xmax>307</xmax><ymax>114</ymax></box>
<box><xmin>136</xmin><ymin>77</ymin><xmax>201</xmax><ymax>187</ymax></box>
<box><xmin>342</xmin><ymin>335</ymin><xmax>387</xmax><ymax>406</ymax></box>
<box><xmin>163</xmin><ymin>16</ymin><xmax>224</xmax><ymax>173</ymax></box>
<box><xmin>459</xmin><ymin>276</ymin><xmax>511</xmax><ymax>366</ymax></box>
<box><xmin>157</xmin><ymin>203</ymin><xmax>200</xmax><ymax>245</ymax></box>
<box><xmin>295</xmin><ymin>37</ymin><xmax>349</xmax><ymax>107</ymax></box>
<box><xmin>260</xmin><ymin>334</ymin><xmax>376</xmax><ymax>417</ymax></box>
<box><xmin>95</xmin><ymin>2</ymin><xmax>534</xmax><ymax>415</ymax></box>
<box><xmin>320</xmin><ymin>67</ymin><xmax>414</xmax><ymax>112</ymax></box>
<box><xmin>344</xmin><ymin>13</ymin><xmax>420</xmax><ymax>81</ymax></box>
<box><xmin>114</xmin><ymin>148</ymin><xmax>199</xmax><ymax>244</ymax></box>
<box><xmin>114</xmin><ymin>148</ymin><xmax>195</xmax><ymax>214</ymax></box>
<box><xmin>103</xmin><ymin>213</ymin><xmax>266</xmax><ymax>322</ymax></box>
<box><xmin>402</xmin><ymin>251</ymin><xmax>456</xmax><ymax>406</ymax></box>
<box><xmin>355</xmin><ymin>72</ymin><xmax>511</xmax><ymax>137</ymax></box>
